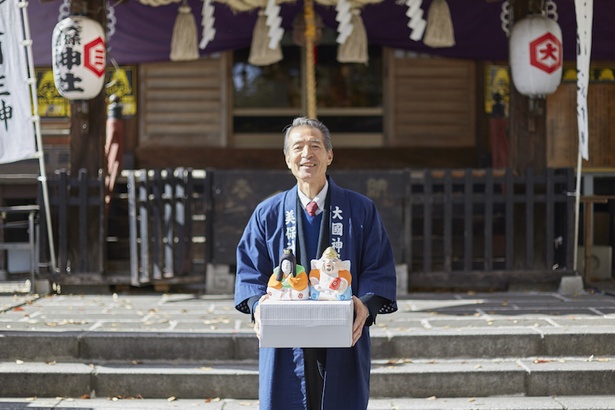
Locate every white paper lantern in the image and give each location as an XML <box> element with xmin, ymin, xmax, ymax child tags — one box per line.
<box><xmin>510</xmin><ymin>14</ymin><xmax>562</xmax><ymax>98</ymax></box>
<box><xmin>52</xmin><ymin>16</ymin><xmax>107</xmax><ymax>100</ymax></box>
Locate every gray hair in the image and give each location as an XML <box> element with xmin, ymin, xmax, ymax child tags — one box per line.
<box><xmin>283</xmin><ymin>117</ymin><xmax>333</xmax><ymax>155</ymax></box>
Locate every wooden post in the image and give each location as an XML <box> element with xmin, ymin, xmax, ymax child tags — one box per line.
<box><xmin>67</xmin><ymin>0</ymin><xmax>108</xmax><ymax>276</ymax></box>
<box><xmin>303</xmin><ymin>0</ymin><xmax>317</xmax><ymax>119</ymax></box>
<box><xmin>508</xmin><ymin>0</ymin><xmax>548</xmax><ymax>273</ymax></box>
<box><xmin>508</xmin><ymin>0</ymin><xmax>548</xmax><ymax>175</ymax></box>
<box><xmin>69</xmin><ymin>0</ymin><xmax>107</xmax><ymax>175</ymax></box>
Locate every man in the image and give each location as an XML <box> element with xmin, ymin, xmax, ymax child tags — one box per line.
<box><xmin>234</xmin><ymin>117</ymin><xmax>397</xmax><ymax>410</ymax></box>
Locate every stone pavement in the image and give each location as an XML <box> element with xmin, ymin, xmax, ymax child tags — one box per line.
<box><xmin>3</xmin><ymin>285</ymin><xmax>615</xmax><ymax>336</ymax></box>
<box><xmin>2</xmin><ymin>283</ymin><xmax>615</xmax><ymax>409</ymax></box>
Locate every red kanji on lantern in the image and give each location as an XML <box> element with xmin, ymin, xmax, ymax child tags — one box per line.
<box><xmin>529</xmin><ymin>32</ymin><xmax>562</xmax><ymax>74</ymax></box>
<box><xmin>84</xmin><ymin>37</ymin><xmax>106</xmax><ymax>78</ymax></box>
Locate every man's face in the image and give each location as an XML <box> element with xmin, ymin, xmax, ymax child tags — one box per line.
<box><xmin>285</xmin><ymin>125</ymin><xmax>333</xmax><ymax>183</ymax></box>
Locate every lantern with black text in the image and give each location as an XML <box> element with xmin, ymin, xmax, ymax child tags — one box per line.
<box><xmin>52</xmin><ymin>16</ymin><xmax>106</xmax><ymax>100</ymax></box>
<box><xmin>509</xmin><ymin>14</ymin><xmax>562</xmax><ymax>98</ymax></box>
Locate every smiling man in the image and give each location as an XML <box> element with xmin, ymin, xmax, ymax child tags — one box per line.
<box><xmin>234</xmin><ymin>117</ymin><xmax>398</xmax><ymax>410</ymax></box>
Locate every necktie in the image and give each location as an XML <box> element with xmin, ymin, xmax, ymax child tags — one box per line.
<box><xmin>306</xmin><ymin>201</ymin><xmax>318</xmax><ymax>216</ymax></box>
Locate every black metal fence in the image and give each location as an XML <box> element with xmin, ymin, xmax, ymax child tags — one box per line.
<box><xmin>39</xmin><ymin>169</ymin><xmax>105</xmax><ymax>276</ymax></box>
<box><xmin>406</xmin><ymin>168</ymin><xmax>575</xmax><ymax>289</ymax></box>
<box><xmin>38</xmin><ymin>167</ymin><xmax>576</xmax><ymax>290</ymax></box>
<box><xmin>125</xmin><ymin>168</ymin><xmax>208</xmax><ymax>286</ymax></box>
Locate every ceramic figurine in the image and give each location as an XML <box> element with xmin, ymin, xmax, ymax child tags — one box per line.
<box><xmin>309</xmin><ymin>246</ymin><xmax>352</xmax><ymax>301</ymax></box>
<box><xmin>266</xmin><ymin>248</ymin><xmax>310</xmax><ymax>300</ymax></box>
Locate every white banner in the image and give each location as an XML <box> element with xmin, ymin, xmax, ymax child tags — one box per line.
<box><xmin>0</xmin><ymin>0</ymin><xmax>36</xmax><ymax>164</ymax></box>
<box><xmin>575</xmin><ymin>0</ymin><xmax>593</xmax><ymax>161</ymax></box>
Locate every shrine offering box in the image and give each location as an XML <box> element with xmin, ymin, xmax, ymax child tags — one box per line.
<box><xmin>259</xmin><ymin>299</ymin><xmax>353</xmax><ymax>348</ymax></box>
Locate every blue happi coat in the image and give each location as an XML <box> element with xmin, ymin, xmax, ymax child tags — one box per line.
<box><xmin>234</xmin><ymin>177</ymin><xmax>398</xmax><ymax>410</ymax></box>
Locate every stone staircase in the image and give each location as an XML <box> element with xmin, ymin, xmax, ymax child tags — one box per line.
<box><xmin>1</xmin><ymin>292</ymin><xmax>615</xmax><ymax>401</ymax></box>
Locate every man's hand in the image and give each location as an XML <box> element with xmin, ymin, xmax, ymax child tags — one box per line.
<box><xmin>351</xmin><ymin>296</ymin><xmax>369</xmax><ymax>346</ymax></box>
<box><xmin>253</xmin><ymin>294</ymin><xmax>269</xmax><ymax>340</ymax></box>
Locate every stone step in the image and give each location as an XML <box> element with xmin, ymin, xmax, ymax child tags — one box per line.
<box><xmin>3</xmin><ymin>329</ymin><xmax>615</xmax><ymax>362</ymax></box>
<box><xmin>4</xmin><ymin>396</ymin><xmax>615</xmax><ymax>410</ymax></box>
<box><xmin>3</xmin><ymin>357</ymin><xmax>615</xmax><ymax>399</ymax></box>
<box><xmin>3</xmin><ymin>292</ymin><xmax>615</xmax><ymax>403</ymax></box>
<box><xmin>370</xmin><ymin>357</ymin><xmax>615</xmax><ymax>398</ymax></box>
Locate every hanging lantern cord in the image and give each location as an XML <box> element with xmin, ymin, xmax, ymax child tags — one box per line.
<box><xmin>529</xmin><ymin>0</ymin><xmax>545</xmax><ymax>14</ymax></box>
<box><xmin>304</xmin><ymin>0</ymin><xmax>317</xmax><ymax>119</ymax></box>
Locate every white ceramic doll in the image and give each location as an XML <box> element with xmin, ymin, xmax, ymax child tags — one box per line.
<box><xmin>308</xmin><ymin>246</ymin><xmax>352</xmax><ymax>301</ymax></box>
<box><xmin>266</xmin><ymin>248</ymin><xmax>310</xmax><ymax>300</ymax></box>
